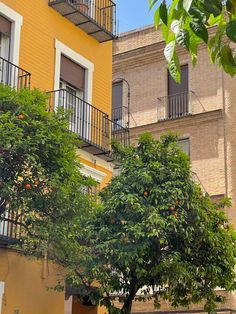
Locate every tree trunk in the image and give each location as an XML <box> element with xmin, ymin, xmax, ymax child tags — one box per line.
<box><xmin>122</xmin><ymin>286</ymin><xmax>138</xmax><ymax>314</ymax></box>
<box><xmin>122</xmin><ymin>298</ymin><xmax>133</xmax><ymax>314</ymax></box>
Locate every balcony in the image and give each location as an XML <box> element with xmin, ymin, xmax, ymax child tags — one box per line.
<box><xmin>47</xmin><ymin>89</ymin><xmax>129</xmax><ymax>160</ymax></box>
<box><xmin>0</xmin><ymin>57</ymin><xmax>31</xmax><ymax>90</ymax></box>
<box><xmin>156</xmin><ymin>91</ymin><xmax>208</xmax><ymax>122</ymax></box>
<box><xmin>112</xmin><ymin>105</ymin><xmax>129</xmax><ymax>129</ymax></box>
<box><xmin>0</xmin><ymin>204</ymin><xmax>22</xmax><ymax>245</ymax></box>
<box><xmin>48</xmin><ymin>0</ymin><xmax>116</xmax><ymax>43</ymax></box>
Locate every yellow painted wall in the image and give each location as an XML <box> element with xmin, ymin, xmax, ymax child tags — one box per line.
<box><xmin>0</xmin><ymin>2</ymin><xmax>114</xmax><ymax>313</ymax></box>
<box><xmin>72</xmin><ymin>297</ymin><xmax>107</xmax><ymax>314</ymax></box>
<box><xmin>0</xmin><ymin>249</ymin><xmax>64</xmax><ymax>314</ymax></box>
<box><xmin>1</xmin><ymin>0</ymin><xmax>113</xmax><ymax>116</ymax></box>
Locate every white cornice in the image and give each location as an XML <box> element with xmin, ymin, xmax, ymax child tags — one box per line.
<box><xmin>80</xmin><ymin>164</ymin><xmax>106</xmax><ymax>183</ymax></box>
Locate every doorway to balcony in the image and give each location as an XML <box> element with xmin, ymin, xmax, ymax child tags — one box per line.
<box><xmin>168</xmin><ymin>64</ymin><xmax>189</xmax><ymax>119</ymax></box>
<box><xmin>59</xmin><ymin>55</ymin><xmax>92</xmax><ymax>143</ymax></box>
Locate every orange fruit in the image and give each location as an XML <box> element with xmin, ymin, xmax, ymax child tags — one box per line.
<box><xmin>18</xmin><ymin>114</ymin><xmax>25</xmax><ymax>120</ymax></box>
<box><xmin>143</xmin><ymin>191</ymin><xmax>149</xmax><ymax>197</ymax></box>
<box><xmin>34</xmin><ymin>180</ymin><xmax>39</xmax><ymax>187</ymax></box>
<box><xmin>170</xmin><ymin>206</ymin><xmax>175</xmax><ymax>211</ymax></box>
<box><xmin>25</xmin><ymin>183</ymin><xmax>31</xmax><ymax>190</ymax></box>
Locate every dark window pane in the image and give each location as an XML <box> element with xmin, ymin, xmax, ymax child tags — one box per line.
<box><xmin>178</xmin><ymin>138</ymin><xmax>190</xmax><ymax>156</ymax></box>
<box><xmin>168</xmin><ymin>65</ymin><xmax>189</xmax><ymax>118</ymax></box>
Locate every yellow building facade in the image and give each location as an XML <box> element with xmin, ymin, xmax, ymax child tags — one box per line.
<box><xmin>0</xmin><ymin>0</ymin><xmax>125</xmax><ymax>313</ymax></box>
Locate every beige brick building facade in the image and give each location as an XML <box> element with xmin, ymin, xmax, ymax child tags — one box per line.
<box><xmin>113</xmin><ymin>25</ymin><xmax>236</xmax><ymax>313</ymax></box>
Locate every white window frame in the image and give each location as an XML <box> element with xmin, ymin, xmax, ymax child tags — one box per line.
<box><xmin>54</xmin><ymin>39</ymin><xmax>94</xmax><ymax>104</ymax></box>
<box><xmin>80</xmin><ymin>163</ymin><xmax>106</xmax><ymax>183</ymax></box>
<box><xmin>0</xmin><ymin>2</ymin><xmax>23</xmax><ymax>65</ymax></box>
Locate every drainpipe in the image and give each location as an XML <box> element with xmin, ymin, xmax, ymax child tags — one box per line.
<box><xmin>0</xmin><ymin>281</ymin><xmax>5</xmax><ymax>314</ymax></box>
<box><xmin>221</xmin><ymin>70</ymin><xmax>229</xmax><ymax>198</ymax></box>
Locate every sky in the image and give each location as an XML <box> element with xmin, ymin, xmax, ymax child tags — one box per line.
<box><xmin>115</xmin><ymin>0</ymin><xmax>171</xmax><ymax>34</ymax></box>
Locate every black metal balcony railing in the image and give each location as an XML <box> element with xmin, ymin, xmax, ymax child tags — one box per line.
<box><xmin>48</xmin><ymin>0</ymin><xmax>116</xmax><ymax>42</ymax></box>
<box><xmin>158</xmin><ymin>91</ymin><xmax>193</xmax><ymax>121</ymax></box>
<box><xmin>0</xmin><ymin>57</ymin><xmax>31</xmax><ymax>90</ymax></box>
<box><xmin>47</xmin><ymin>89</ymin><xmax>129</xmax><ymax>159</ymax></box>
<box><xmin>112</xmin><ymin>106</ymin><xmax>129</xmax><ymax>129</ymax></box>
<box><xmin>0</xmin><ymin>205</ymin><xmax>22</xmax><ymax>245</ymax></box>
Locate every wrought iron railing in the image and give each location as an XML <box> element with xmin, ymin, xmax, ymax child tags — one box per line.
<box><xmin>157</xmin><ymin>91</ymin><xmax>193</xmax><ymax>121</ymax></box>
<box><xmin>0</xmin><ymin>57</ymin><xmax>31</xmax><ymax>90</ymax></box>
<box><xmin>0</xmin><ymin>204</ymin><xmax>23</xmax><ymax>244</ymax></box>
<box><xmin>48</xmin><ymin>0</ymin><xmax>116</xmax><ymax>41</ymax></box>
<box><xmin>47</xmin><ymin>89</ymin><xmax>129</xmax><ymax>155</ymax></box>
<box><xmin>112</xmin><ymin>106</ymin><xmax>129</xmax><ymax>129</ymax></box>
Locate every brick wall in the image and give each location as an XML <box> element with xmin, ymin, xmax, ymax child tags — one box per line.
<box><xmin>112</xmin><ymin>25</ymin><xmax>236</xmax><ymax>314</ymax></box>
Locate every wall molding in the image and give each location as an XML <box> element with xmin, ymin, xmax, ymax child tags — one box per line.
<box><xmin>0</xmin><ymin>2</ymin><xmax>23</xmax><ymax>65</ymax></box>
<box><xmin>54</xmin><ymin>39</ymin><xmax>94</xmax><ymax>103</ymax></box>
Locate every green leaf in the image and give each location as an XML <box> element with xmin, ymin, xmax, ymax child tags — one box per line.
<box><xmin>183</xmin><ymin>0</ymin><xmax>193</xmax><ymax>12</ymax></box>
<box><xmin>171</xmin><ymin>20</ymin><xmax>180</xmax><ymax>35</ymax></box>
<box><xmin>208</xmin><ymin>13</ymin><xmax>223</xmax><ymax>26</ymax></box>
<box><xmin>226</xmin><ymin>0</ymin><xmax>236</xmax><ymax>14</ymax></box>
<box><xmin>154</xmin><ymin>7</ymin><xmax>160</xmax><ymax>29</ymax></box>
<box><xmin>187</xmin><ymin>25</ymin><xmax>201</xmax><ymax>66</ymax></box>
<box><xmin>162</xmin><ymin>23</ymin><xmax>170</xmax><ymax>41</ymax></box>
<box><xmin>149</xmin><ymin>0</ymin><xmax>159</xmax><ymax>11</ymax></box>
<box><xmin>168</xmin><ymin>50</ymin><xmax>181</xmax><ymax>83</ymax></box>
<box><xmin>176</xmin><ymin>29</ymin><xmax>190</xmax><ymax>50</ymax></box>
<box><xmin>169</xmin><ymin>0</ymin><xmax>179</xmax><ymax>19</ymax></box>
<box><xmin>159</xmin><ymin>1</ymin><xmax>168</xmax><ymax>25</ymax></box>
<box><xmin>220</xmin><ymin>45</ymin><xmax>236</xmax><ymax>76</ymax></box>
<box><xmin>190</xmin><ymin>20</ymin><xmax>208</xmax><ymax>43</ymax></box>
<box><xmin>210</xmin><ymin>45</ymin><xmax>220</xmax><ymax>64</ymax></box>
<box><xmin>226</xmin><ymin>21</ymin><xmax>236</xmax><ymax>43</ymax></box>
<box><xmin>189</xmin><ymin>7</ymin><xmax>207</xmax><ymax>23</ymax></box>
<box><xmin>164</xmin><ymin>41</ymin><xmax>176</xmax><ymax>63</ymax></box>
<box><xmin>203</xmin><ymin>0</ymin><xmax>223</xmax><ymax>17</ymax></box>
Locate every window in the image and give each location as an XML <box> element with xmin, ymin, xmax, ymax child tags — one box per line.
<box><xmin>112</xmin><ymin>81</ymin><xmax>123</xmax><ymax>129</ymax></box>
<box><xmin>0</xmin><ymin>3</ymin><xmax>23</xmax><ymax>66</ymax></box>
<box><xmin>168</xmin><ymin>65</ymin><xmax>189</xmax><ymax>118</ymax></box>
<box><xmin>0</xmin><ymin>15</ymin><xmax>11</xmax><ymax>85</ymax></box>
<box><xmin>59</xmin><ymin>55</ymin><xmax>91</xmax><ymax>139</ymax></box>
<box><xmin>178</xmin><ymin>138</ymin><xmax>190</xmax><ymax>156</ymax></box>
<box><xmin>60</xmin><ymin>55</ymin><xmax>85</xmax><ymax>97</ymax></box>
<box><xmin>0</xmin><ymin>15</ymin><xmax>11</xmax><ymax>59</ymax></box>
<box><xmin>54</xmin><ymin>40</ymin><xmax>94</xmax><ymax>103</ymax></box>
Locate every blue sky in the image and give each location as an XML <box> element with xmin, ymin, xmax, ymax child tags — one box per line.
<box><xmin>116</xmin><ymin>0</ymin><xmax>153</xmax><ymax>34</ymax></box>
<box><xmin>116</xmin><ymin>0</ymin><xmax>171</xmax><ymax>34</ymax></box>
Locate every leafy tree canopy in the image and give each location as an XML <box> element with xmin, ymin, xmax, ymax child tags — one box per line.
<box><xmin>71</xmin><ymin>133</ymin><xmax>236</xmax><ymax>314</ymax></box>
<box><xmin>2</xmin><ymin>85</ymin><xmax>236</xmax><ymax>314</ymax></box>
<box><xmin>0</xmin><ymin>84</ymin><xmax>96</xmax><ymax>254</ymax></box>
<box><xmin>148</xmin><ymin>0</ymin><xmax>236</xmax><ymax>82</ymax></box>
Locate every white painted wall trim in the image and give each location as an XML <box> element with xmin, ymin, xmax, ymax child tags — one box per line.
<box><xmin>54</xmin><ymin>39</ymin><xmax>94</xmax><ymax>103</ymax></box>
<box><xmin>0</xmin><ymin>281</ymin><xmax>5</xmax><ymax>314</ymax></box>
<box><xmin>80</xmin><ymin>164</ymin><xmax>106</xmax><ymax>183</ymax></box>
<box><xmin>0</xmin><ymin>2</ymin><xmax>23</xmax><ymax>65</ymax></box>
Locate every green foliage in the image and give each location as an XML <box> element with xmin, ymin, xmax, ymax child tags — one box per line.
<box><xmin>3</xmin><ymin>86</ymin><xmax>235</xmax><ymax>314</ymax></box>
<box><xmin>0</xmin><ymin>83</ymin><xmax>97</xmax><ymax>257</ymax></box>
<box><xmin>149</xmin><ymin>0</ymin><xmax>236</xmax><ymax>82</ymax></box>
<box><xmin>69</xmin><ymin>133</ymin><xmax>236</xmax><ymax>314</ymax></box>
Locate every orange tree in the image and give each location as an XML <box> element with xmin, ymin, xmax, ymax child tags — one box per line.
<box><xmin>73</xmin><ymin>133</ymin><xmax>236</xmax><ymax>314</ymax></box>
<box><xmin>0</xmin><ymin>84</ymin><xmax>95</xmax><ymax>255</ymax></box>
